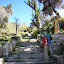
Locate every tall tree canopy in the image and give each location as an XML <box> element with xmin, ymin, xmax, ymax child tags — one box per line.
<box><xmin>0</xmin><ymin>4</ymin><xmax>13</xmax><ymax>28</ymax></box>
<box><xmin>24</xmin><ymin>0</ymin><xmax>41</xmax><ymax>28</ymax></box>
<box><xmin>38</xmin><ymin>0</ymin><xmax>63</xmax><ymax>17</ymax></box>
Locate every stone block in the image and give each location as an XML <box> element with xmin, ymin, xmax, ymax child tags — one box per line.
<box><xmin>0</xmin><ymin>45</ymin><xmax>4</xmax><ymax>57</ymax></box>
<box><xmin>0</xmin><ymin>58</ymin><xmax>4</xmax><ymax>64</ymax></box>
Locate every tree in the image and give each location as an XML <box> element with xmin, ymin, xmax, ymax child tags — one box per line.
<box><xmin>31</xmin><ymin>26</ymin><xmax>39</xmax><ymax>38</ymax></box>
<box><xmin>4</xmin><ymin>22</ymin><xmax>16</xmax><ymax>34</ymax></box>
<box><xmin>14</xmin><ymin>17</ymin><xmax>19</xmax><ymax>34</ymax></box>
<box><xmin>59</xmin><ymin>18</ymin><xmax>64</xmax><ymax>30</ymax></box>
<box><xmin>24</xmin><ymin>0</ymin><xmax>41</xmax><ymax>28</ymax></box>
<box><xmin>0</xmin><ymin>4</ymin><xmax>13</xmax><ymax>28</ymax></box>
<box><xmin>38</xmin><ymin>0</ymin><xmax>63</xmax><ymax>18</ymax></box>
<box><xmin>27</xmin><ymin>26</ymin><xmax>33</xmax><ymax>33</ymax></box>
<box><xmin>0</xmin><ymin>16</ymin><xmax>8</xmax><ymax>32</ymax></box>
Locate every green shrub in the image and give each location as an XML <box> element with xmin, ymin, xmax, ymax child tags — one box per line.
<box><xmin>27</xmin><ymin>27</ymin><xmax>33</xmax><ymax>33</ymax></box>
<box><xmin>31</xmin><ymin>27</ymin><xmax>39</xmax><ymax>38</ymax></box>
<box><xmin>19</xmin><ymin>46</ymin><xmax>24</xmax><ymax>47</ymax></box>
<box><xmin>0</xmin><ymin>41</ymin><xmax>5</xmax><ymax>45</ymax></box>
<box><xmin>25</xmin><ymin>34</ymin><xmax>28</xmax><ymax>36</ymax></box>
<box><xmin>48</xmin><ymin>51</ymin><xmax>51</xmax><ymax>56</ymax></box>
<box><xmin>59</xmin><ymin>18</ymin><xmax>64</xmax><ymax>30</ymax></box>
<box><xmin>54</xmin><ymin>41</ymin><xmax>56</xmax><ymax>43</ymax></box>
<box><xmin>61</xmin><ymin>29</ymin><xmax>64</xmax><ymax>34</ymax></box>
<box><xmin>11</xmin><ymin>37</ymin><xmax>20</xmax><ymax>41</ymax></box>
<box><xmin>13</xmin><ymin>35</ymin><xmax>20</xmax><ymax>38</ymax></box>
<box><xmin>21</xmin><ymin>32</ymin><xmax>29</xmax><ymax>38</ymax></box>
<box><xmin>29</xmin><ymin>30</ymin><xmax>32</xmax><ymax>33</ymax></box>
<box><xmin>21</xmin><ymin>34</ymin><xmax>27</xmax><ymax>38</ymax></box>
<box><xmin>37</xmin><ymin>34</ymin><xmax>42</xmax><ymax>39</ymax></box>
<box><xmin>0</xmin><ymin>32</ymin><xmax>12</xmax><ymax>41</ymax></box>
<box><xmin>31</xmin><ymin>30</ymin><xmax>38</xmax><ymax>38</ymax></box>
<box><xmin>24</xmin><ymin>30</ymin><xmax>27</xmax><ymax>32</ymax></box>
<box><xmin>4</xmin><ymin>36</ymin><xmax>11</xmax><ymax>41</ymax></box>
<box><xmin>11</xmin><ymin>35</ymin><xmax>20</xmax><ymax>41</ymax></box>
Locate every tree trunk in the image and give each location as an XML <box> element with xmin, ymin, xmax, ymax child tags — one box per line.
<box><xmin>48</xmin><ymin>0</ymin><xmax>60</xmax><ymax>18</ymax></box>
<box><xmin>52</xmin><ymin>6</ymin><xmax>60</xmax><ymax>18</ymax></box>
<box><xmin>16</xmin><ymin>25</ymin><xmax>17</xmax><ymax>34</ymax></box>
<box><xmin>24</xmin><ymin>1</ymin><xmax>35</xmax><ymax>10</ymax></box>
<box><xmin>15</xmin><ymin>17</ymin><xmax>18</xmax><ymax>34</ymax></box>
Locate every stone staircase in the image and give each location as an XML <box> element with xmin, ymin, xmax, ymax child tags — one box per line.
<box><xmin>4</xmin><ymin>39</ymin><xmax>58</xmax><ymax>64</ymax></box>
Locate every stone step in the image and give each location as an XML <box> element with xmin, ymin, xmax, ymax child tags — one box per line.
<box><xmin>17</xmin><ymin>48</ymin><xmax>43</xmax><ymax>50</ymax></box>
<box><xmin>4</xmin><ymin>59</ymin><xmax>44</xmax><ymax>62</ymax></box>
<box><xmin>4</xmin><ymin>61</ymin><xmax>57</xmax><ymax>64</ymax></box>
<box><xmin>14</xmin><ymin>49</ymin><xmax>43</xmax><ymax>52</ymax></box>
<box><xmin>12</xmin><ymin>49</ymin><xmax>43</xmax><ymax>53</ymax></box>
<box><xmin>7</xmin><ymin>54</ymin><xmax>44</xmax><ymax>57</ymax></box>
<box><xmin>4</xmin><ymin>55</ymin><xmax>45</xmax><ymax>59</ymax></box>
<box><xmin>19</xmin><ymin>45</ymin><xmax>40</xmax><ymax>47</ymax></box>
<box><xmin>5</xmin><ymin>58</ymin><xmax>44</xmax><ymax>62</ymax></box>
<box><xmin>4</xmin><ymin>40</ymin><xmax>58</xmax><ymax>64</ymax></box>
<box><xmin>12</xmin><ymin>53</ymin><xmax>44</xmax><ymax>56</ymax></box>
<box><xmin>11</xmin><ymin>53</ymin><xmax>44</xmax><ymax>56</ymax></box>
<box><xmin>8</xmin><ymin>55</ymin><xmax>44</xmax><ymax>59</ymax></box>
<box><xmin>4</xmin><ymin>58</ymin><xmax>54</xmax><ymax>62</ymax></box>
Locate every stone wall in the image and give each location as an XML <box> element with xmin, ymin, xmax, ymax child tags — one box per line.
<box><xmin>0</xmin><ymin>45</ymin><xmax>4</xmax><ymax>57</ymax></box>
<box><xmin>51</xmin><ymin>41</ymin><xmax>61</xmax><ymax>53</ymax></box>
<box><xmin>4</xmin><ymin>42</ymin><xmax>11</xmax><ymax>57</ymax></box>
<box><xmin>51</xmin><ymin>34</ymin><xmax>64</xmax><ymax>64</ymax></box>
<box><xmin>51</xmin><ymin>34</ymin><xmax>64</xmax><ymax>53</ymax></box>
<box><xmin>52</xmin><ymin>34</ymin><xmax>64</xmax><ymax>41</ymax></box>
<box><xmin>0</xmin><ymin>37</ymin><xmax>20</xmax><ymax>57</ymax></box>
<box><xmin>52</xmin><ymin>54</ymin><xmax>64</xmax><ymax>64</ymax></box>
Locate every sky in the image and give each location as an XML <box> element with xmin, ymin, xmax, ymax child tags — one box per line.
<box><xmin>0</xmin><ymin>0</ymin><xmax>33</xmax><ymax>26</ymax></box>
<box><xmin>0</xmin><ymin>0</ymin><xmax>64</xmax><ymax>26</ymax></box>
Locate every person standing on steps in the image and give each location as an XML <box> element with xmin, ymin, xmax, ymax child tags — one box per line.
<box><xmin>38</xmin><ymin>34</ymin><xmax>49</xmax><ymax>60</ymax></box>
<box><xmin>46</xmin><ymin>33</ymin><xmax>52</xmax><ymax>54</ymax></box>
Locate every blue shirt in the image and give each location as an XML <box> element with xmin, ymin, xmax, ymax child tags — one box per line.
<box><xmin>46</xmin><ymin>34</ymin><xmax>51</xmax><ymax>44</ymax></box>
